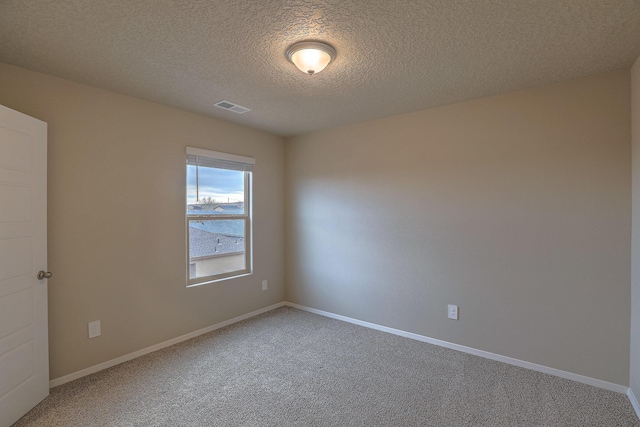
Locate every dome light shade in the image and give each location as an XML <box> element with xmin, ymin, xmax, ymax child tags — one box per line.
<box><xmin>286</xmin><ymin>41</ymin><xmax>336</xmax><ymax>75</ymax></box>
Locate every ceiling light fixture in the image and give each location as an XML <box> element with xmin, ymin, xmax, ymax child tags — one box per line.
<box><xmin>286</xmin><ymin>41</ymin><xmax>336</xmax><ymax>75</ymax></box>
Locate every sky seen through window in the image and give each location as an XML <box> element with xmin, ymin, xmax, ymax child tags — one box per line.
<box><xmin>187</xmin><ymin>165</ymin><xmax>244</xmax><ymax>205</ymax></box>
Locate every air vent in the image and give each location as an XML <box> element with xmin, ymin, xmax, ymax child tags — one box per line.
<box><xmin>214</xmin><ymin>100</ymin><xmax>251</xmax><ymax>114</ymax></box>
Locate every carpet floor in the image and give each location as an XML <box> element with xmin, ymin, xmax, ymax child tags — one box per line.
<box><xmin>13</xmin><ymin>306</ymin><xmax>640</xmax><ymax>426</ymax></box>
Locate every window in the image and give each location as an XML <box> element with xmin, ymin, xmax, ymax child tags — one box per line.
<box><xmin>186</xmin><ymin>147</ymin><xmax>253</xmax><ymax>285</ymax></box>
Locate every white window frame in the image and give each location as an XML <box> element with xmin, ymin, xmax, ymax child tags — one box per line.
<box><xmin>186</xmin><ymin>147</ymin><xmax>254</xmax><ymax>286</ymax></box>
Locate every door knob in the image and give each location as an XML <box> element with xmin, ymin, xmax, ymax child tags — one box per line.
<box><xmin>37</xmin><ymin>271</ymin><xmax>52</xmax><ymax>280</ymax></box>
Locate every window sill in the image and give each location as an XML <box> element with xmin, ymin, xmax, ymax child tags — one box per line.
<box><xmin>187</xmin><ymin>272</ymin><xmax>253</xmax><ymax>288</ymax></box>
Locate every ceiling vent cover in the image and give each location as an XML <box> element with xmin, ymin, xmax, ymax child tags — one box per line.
<box><xmin>214</xmin><ymin>100</ymin><xmax>251</xmax><ymax>114</ymax></box>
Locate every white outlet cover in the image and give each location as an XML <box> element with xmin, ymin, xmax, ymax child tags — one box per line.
<box><xmin>448</xmin><ymin>305</ymin><xmax>459</xmax><ymax>320</ymax></box>
<box><xmin>262</xmin><ymin>280</ymin><xmax>268</xmax><ymax>291</ymax></box>
<box><xmin>88</xmin><ymin>320</ymin><xmax>101</xmax><ymax>338</ymax></box>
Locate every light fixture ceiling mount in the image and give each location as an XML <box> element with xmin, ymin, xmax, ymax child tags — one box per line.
<box><xmin>286</xmin><ymin>41</ymin><xmax>336</xmax><ymax>76</ymax></box>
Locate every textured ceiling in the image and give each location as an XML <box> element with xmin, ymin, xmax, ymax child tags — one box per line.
<box><xmin>1</xmin><ymin>1</ymin><xmax>640</xmax><ymax>136</ymax></box>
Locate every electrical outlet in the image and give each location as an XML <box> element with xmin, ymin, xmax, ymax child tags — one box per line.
<box><xmin>88</xmin><ymin>320</ymin><xmax>101</xmax><ymax>338</ymax></box>
<box><xmin>448</xmin><ymin>305</ymin><xmax>459</xmax><ymax>320</ymax></box>
<box><xmin>262</xmin><ymin>280</ymin><xmax>268</xmax><ymax>291</ymax></box>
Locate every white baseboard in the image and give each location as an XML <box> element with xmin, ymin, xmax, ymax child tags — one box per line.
<box><xmin>284</xmin><ymin>301</ymin><xmax>628</xmax><ymax>394</ymax></box>
<box><xmin>49</xmin><ymin>302</ymin><xmax>285</xmax><ymax>388</ymax></box>
<box><xmin>629</xmin><ymin>388</ymin><xmax>640</xmax><ymax>420</ymax></box>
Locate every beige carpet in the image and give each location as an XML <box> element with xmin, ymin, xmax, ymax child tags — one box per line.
<box><xmin>14</xmin><ymin>307</ymin><xmax>640</xmax><ymax>426</ymax></box>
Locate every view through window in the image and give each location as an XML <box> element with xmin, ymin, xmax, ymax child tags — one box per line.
<box><xmin>186</xmin><ymin>147</ymin><xmax>253</xmax><ymax>285</ymax></box>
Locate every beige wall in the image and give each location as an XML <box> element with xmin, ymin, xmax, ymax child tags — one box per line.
<box><xmin>0</xmin><ymin>62</ymin><xmax>285</xmax><ymax>380</ymax></box>
<box><xmin>0</xmin><ymin>61</ymin><xmax>633</xmax><ymax>387</ymax></box>
<box><xmin>285</xmin><ymin>70</ymin><xmax>631</xmax><ymax>385</ymax></box>
<box><xmin>631</xmin><ymin>56</ymin><xmax>640</xmax><ymax>398</ymax></box>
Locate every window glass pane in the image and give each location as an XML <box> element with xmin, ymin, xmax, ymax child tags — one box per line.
<box><xmin>189</xmin><ymin>219</ymin><xmax>246</xmax><ymax>279</ymax></box>
<box><xmin>187</xmin><ymin>165</ymin><xmax>245</xmax><ymax>215</ymax></box>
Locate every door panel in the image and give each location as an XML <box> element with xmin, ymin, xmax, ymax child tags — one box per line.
<box><xmin>0</xmin><ymin>238</ymin><xmax>32</xmax><ymax>281</ymax></box>
<box><xmin>0</xmin><ymin>289</ymin><xmax>33</xmax><ymax>339</ymax></box>
<box><xmin>0</xmin><ymin>340</ymin><xmax>35</xmax><ymax>397</ymax></box>
<box><xmin>0</xmin><ymin>105</ymin><xmax>48</xmax><ymax>427</ymax></box>
<box><xmin>0</xmin><ymin>125</ymin><xmax>32</xmax><ymax>171</ymax></box>
<box><xmin>0</xmin><ymin>184</ymin><xmax>32</xmax><ymax>223</ymax></box>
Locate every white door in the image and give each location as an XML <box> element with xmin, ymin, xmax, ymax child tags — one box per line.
<box><xmin>0</xmin><ymin>105</ymin><xmax>48</xmax><ymax>427</ymax></box>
